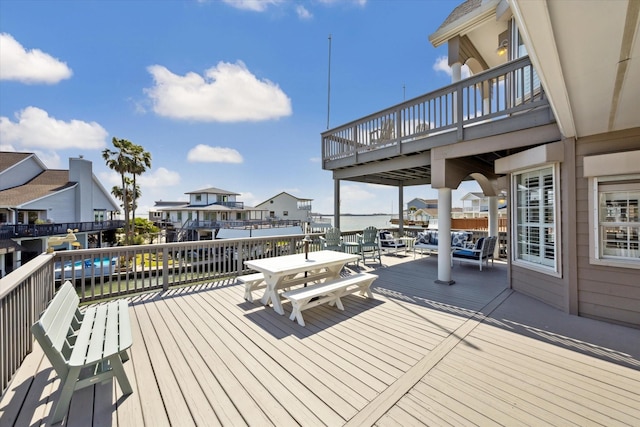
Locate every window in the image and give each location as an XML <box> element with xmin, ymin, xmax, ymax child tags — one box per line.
<box><xmin>283</xmin><ymin>211</ymin><xmax>289</xmax><ymax>216</ymax></box>
<box><xmin>195</xmin><ymin>195</ymin><xmax>202</xmax><ymax>202</ymax></box>
<box><xmin>592</xmin><ymin>177</ymin><xmax>640</xmax><ymax>266</ymax></box>
<box><xmin>512</xmin><ymin>165</ymin><xmax>559</xmax><ymax>273</ymax></box>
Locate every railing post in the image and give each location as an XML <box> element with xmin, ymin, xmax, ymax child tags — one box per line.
<box><xmin>162</xmin><ymin>246</ymin><xmax>169</xmax><ymax>291</ymax></box>
<box><xmin>456</xmin><ymin>83</ymin><xmax>464</xmax><ymax>141</ymax></box>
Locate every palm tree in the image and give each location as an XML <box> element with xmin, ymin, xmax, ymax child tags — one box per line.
<box><xmin>103</xmin><ymin>138</ymin><xmax>152</xmax><ymax>245</ymax></box>
<box><xmin>129</xmin><ymin>144</ymin><xmax>151</xmax><ymax>225</ymax></box>
<box><xmin>111</xmin><ymin>178</ymin><xmax>141</xmax><ymax>213</ymax></box>
<box><xmin>103</xmin><ymin>138</ymin><xmax>135</xmax><ymax>244</ymax></box>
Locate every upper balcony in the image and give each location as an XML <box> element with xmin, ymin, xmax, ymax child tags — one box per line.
<box><xmin>322</xmin><ymin>57</ymin><xmax>556</xmax><ymax>184</ymax></box>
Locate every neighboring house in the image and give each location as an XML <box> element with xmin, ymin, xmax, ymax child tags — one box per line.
<box><xmin>255</xmin><ymin>192</ymin><xmax>313</xmax><ymax>224</ymax></box>
<box><xmin>405</xmin><ymin>197</ymin><xmax>464</xmax><ymax>221</ymax></box>
<box><xmin>0</xmin><ymin>152</ymin><xmax>121</xmax><ymax>275</ymax></box>
<box><xmin>321</xmin><ymin>0</ymin><xmax>640</xmax><ymax>327</ymax></box>
<box><xmin>149</xmin><ymin>187</ymin><xmax>269</xmax><ymax>241</ymax></box>
<box><xmin>460</xmin><ymin>192</ymin><xmax>507</xmax><ymax>218</ymax></box>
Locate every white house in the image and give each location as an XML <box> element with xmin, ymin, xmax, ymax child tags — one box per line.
<box><xmin>0</xmin><ymin>152</ymin><xmax>121</xmax><ymax>275</ymax></box>
<box><xmin>150</xmin><ymin>187</ymin><xmax>269</xmax><ymax>241</ymax></box>
<box><xmin>460</xmin><ymin>192</ymin><xmax>507</xmax><ymax>218</ymax></box>
<box><xmin>255</xmin><ymin>192</ymin><xmax>313</xmax><ymax>224</ymax></box>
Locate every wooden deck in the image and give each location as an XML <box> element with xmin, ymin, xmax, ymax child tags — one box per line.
<box><xmin>2</xmin><ymin>253</ymin><xmax>639</xmax><ymax>426</ymax></box>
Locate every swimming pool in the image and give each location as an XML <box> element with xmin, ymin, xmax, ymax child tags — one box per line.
<box><xmin>54</xmin><ymin>257</ymin><xmax>118</xmax><ymax>280</ymax></box>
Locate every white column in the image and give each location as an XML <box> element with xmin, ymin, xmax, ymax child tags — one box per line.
<box><xmin>488</xmin><ymin>196</ymin><xmax>499</xmax><ymax>258</ymax></box>
<box><xmin>451</xmin><ymin>62</ymin><xmax>462</xmax><ymax>124</ymax></box>
<box><xmin>398</xmin><ymin>184</ymin><xmax>404</xmax><ymax>236</ymax></box>
<box><xmin>334</xmin><ymin>179</ymin><xmax>340</xmax><ymax>230</ymax></box>
<box><xmin>451</xmin><ymin>62</ymin><xmax>462</xmax><ymax>83</ymax></box>
<box><xmin>436</xmin><ymin>188</ymin><xmax>454</xmax><ymax>285</ymax></box>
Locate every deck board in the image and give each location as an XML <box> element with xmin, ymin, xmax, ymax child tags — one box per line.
<box><xmin>2</xmin><ymin>255</ymin><xmax>639</xmax><ymax>426</ymax></box>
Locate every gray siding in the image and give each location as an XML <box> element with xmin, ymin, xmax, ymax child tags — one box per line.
<box><xmin>511</xmin><ymin>266</ymin><xmax>565</xmax><ymax>311</ymax></box>
<box><xmin>575</xmin><ymin>128</ymin><xmax>640</xmax><ymax>327</ymax></box>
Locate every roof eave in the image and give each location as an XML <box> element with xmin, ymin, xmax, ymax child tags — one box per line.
<box><xmin>429</xmin><ymin>0</ymin><xmax>500</xmax><ymax>47</ymax></box>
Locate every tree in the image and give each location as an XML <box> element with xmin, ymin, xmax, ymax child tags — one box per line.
<box><xmin>129</xmin><ymin>144</ymin><xmax>152</xmax><ymax>225</ymax></box>
<box><xmin>111</xmin><ymin>177</ymin><xmax>140</xmax><ymax>213</ymax></box>
<box><xmin>102</xmin><ymin>138</ymin><xmax>151</xmax><ymax>245</ymax></box>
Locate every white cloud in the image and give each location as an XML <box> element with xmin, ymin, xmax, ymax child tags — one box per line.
<box><xmin>222</xmin><ymin>0</ymin><xmax>284</xmax><ymax>12</ymax></box>
<box><xmin>0</xmin><ymin>106</ymin><xmax>108</xmax><ymax>150</ymax></box>
<box><xmin>145</xmin><ymin>61</ymin><xmax>292</xmax><ymax>122</ymax></box>
<box><xmin>239</xmin><ymin>191</ymin><xmax>260</xmax><ymax>206</ymax></box>
<box><xmin>0</xmin><ymin>33</ymin><xmax>72</xmax><ymax>84</ymax></box>
<box><xmin>296</xmin><ymin>5</ymin><xmax>312</xmax><ymax>19</ymax></box>
<box><xmin>433</xmin><ymin>56</ymin><xmax>470</xmax><ymax>79</ymax></box>
<box><xmin>187</xmin><ymin>144</ymin><xmax>244</xmax><ymax>163</ymax></box>
<box><xmin>138</xmin><ymin>167</ymin><xmax>181</xmax><ymax>188</ymax></box>
<box><xmin>100</xmin><ymin>167</ymin><xmax>180</xmax><ymax>189</ymax></box>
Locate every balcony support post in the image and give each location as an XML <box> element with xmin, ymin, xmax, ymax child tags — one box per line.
<box><xmin>334</xmin><ymin>179</ymin><xmax>341</xmax><ymax>230</ymax></box>
<box><xmin>436</xmin><ymin>187</ymin><xmax>454</xmax><ymax>285</ymax></box>
<box><xmin>489</xmin><ymin>196</ymin><xmax>500</xmax><ymax>258</ymax></box>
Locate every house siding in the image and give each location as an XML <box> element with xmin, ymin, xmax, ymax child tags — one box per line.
<box><xmin>575</xmin><ymin>127</ymin><xmax>640</xmax><ymax>327</ymax></box>
<box><xmin>511</xmin><ymin>265</ymin><xmax>565</xmax><ymax>310</ymax></box>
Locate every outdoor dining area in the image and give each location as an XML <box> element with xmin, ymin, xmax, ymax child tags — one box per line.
<box><xmin>1</xmin><ymin>229</ymin><xmax>639</xmax><ymax>426</ymax></box>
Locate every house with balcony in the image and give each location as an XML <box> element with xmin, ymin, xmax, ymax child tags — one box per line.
<box><xmin>460</xmin><ymin>191</ymin><xmax>507</xmax><ymax>218</ymax></box>
<box><xmin>149</xmin><ymin>187</ymin><xmax>270</xmax><ymax>241</ymax></box>
<box><xmin>0</xmin><ymin>152</ymin><xmax>121</xmax><ymax>276</ymax></box>
<box><xmin>322</xmin><ymin>0</ymin><xmax>640</xmax><ymax>328</ymax></box>
<box><xmin>255</xmin><ymin>192</ymin><xmax>313</xmax><ymax>225</ymax></box>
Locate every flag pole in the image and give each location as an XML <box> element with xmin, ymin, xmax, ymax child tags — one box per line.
<box><xmin>327</xmin><ymin>34</ymin><xmax>332</xmax><ymax>130</ymax></box>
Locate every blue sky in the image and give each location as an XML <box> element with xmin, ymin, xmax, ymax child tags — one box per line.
<box><xmin>0</xmin><ymin>0</ymin><xmax>480</xmax><ymax>215</ymax></box>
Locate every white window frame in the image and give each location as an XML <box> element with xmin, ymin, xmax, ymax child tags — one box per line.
<box><xmin>589</xmin><ymin>174</ymin><xmax>640</xmax><ymax>269</ymax></box>
<box><xmin>511</xmin><ymin>163</ymin><xmax>561</xmax><ymax>276</ymax></box>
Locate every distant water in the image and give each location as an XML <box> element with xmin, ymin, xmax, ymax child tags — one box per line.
<box><xmin>313</xmin><ymin>215</ymin><xmax>393</xmax><ymax>232</ymax></box>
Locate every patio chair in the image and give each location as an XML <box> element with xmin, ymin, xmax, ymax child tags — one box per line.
<box><xmin>452</xmin><ymin>235</ymin><xmax>497</xmax><ymax>271</ymax></box>
<box><xmin>319</xmin><ymin>227</ymin><xmax>344</xmax><ymax>252</ymax></box>
<box><xmin>358</xmin><ymin>226</ymin><xmax>381</xmax><ymax>265</ymax></box>
<box><xmin>378</xmin><ymin>229</ymin><xmax>406</xmax><ymax>255</ymax></box>
<box><xmin>369</xmin><ymin>119</ymin><xmax>395</xmax><ymax>144</ymax></box>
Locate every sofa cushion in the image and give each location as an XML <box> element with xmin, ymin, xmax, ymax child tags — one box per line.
<box><xmin>415</xmin><ymin>232</ymin><xmax>430</xmax><ymax>245</ymax></box>
<box><xmin>451</xmin><ymin>232</ymin><xmax>469</xmax><ymax>248</ymax></box>
<box><xmin>473</xmin><ymin>237</ymin><xmax>485</xmax><ymax>250</ymax></box>
<box><xmin>452</xmin><ymin>249</ymin><xmax>479</xmax><ymax>259</ymax></box>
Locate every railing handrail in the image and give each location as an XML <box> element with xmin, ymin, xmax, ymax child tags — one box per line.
<box><xmin>0</xmin><ymin>220</ymin><xmax>125</xmax><ymax>240</ymax></box>
<box><xmin>321</xmin><ymin>56</ymin><xmax>546</xmax><ymax>162</ymax></box>
<box><xmin>322</xmin><ymin>56</ymin><xmax>535</xmax><ymax>136</ymax></box>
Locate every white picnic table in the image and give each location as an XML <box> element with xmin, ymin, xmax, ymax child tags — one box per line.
<box><xmin>244</xmin><ymin>250</ymin><xmax>359</xmax><ymax>315</ymax></box>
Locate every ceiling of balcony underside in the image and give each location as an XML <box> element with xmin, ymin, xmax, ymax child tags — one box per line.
<box><xmin>513</xmin><ymin>0</ymin><xmax>640</xmax><ymax>138</ymax></box>
<box><xmin>332</xmin><ymin>149</ymin><xmax>522</xmax><ymax>188</ymax></box>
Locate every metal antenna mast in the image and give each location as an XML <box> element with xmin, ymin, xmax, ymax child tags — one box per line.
<box><xmin>327</xmin><ymin>34</ymin><xmax>332</xmax><ymax>130</ymax></box>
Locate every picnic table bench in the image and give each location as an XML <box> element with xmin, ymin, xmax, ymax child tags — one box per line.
<box><xmin>238</xmin><ymin>272</ymin><xmax>266</xmax><ymax>302</ymax></box>
<box><xmin>31</xmin><ymin>281</ymin><xmax>133</xmax><ymax>424</ymax></box>
<box><xmin>282</xmin><ymin>272</ymin><xmax>378</xmax><ymax>326</ymax></box>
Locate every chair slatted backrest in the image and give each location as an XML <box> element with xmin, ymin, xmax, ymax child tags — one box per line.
<box><xmin>360</xmin><ymin>226</ymin><xmax>378</xmax><ymax>248</ymax></box>
<box><xmin>31</xmin><ymin>281</ymin><xmax>81</xmax><ymax>376</ymax></box>
<box><xmin>323</xmin><ymin>227</ymin><xmax>343</xmax><ymax>250</ymax></box>
<box><xmin>484</xmin><ymin>236</ymin><xmax>497</xmax><ymax>258</ymax></box>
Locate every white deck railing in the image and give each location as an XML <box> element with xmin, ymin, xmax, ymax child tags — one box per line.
<box><xmin>0</xmin><ymin>253</ymin><xmax>56</xmax><ymax>394</ymax></box>
<box><xmin>1</xmin><ymin>232</ymin><xmax>341</xmax><ymax>395</ymax></box>
<box><xmin>322</xmin><ymin>56</ymin><xmax>545</xmax><ymax>161</ymax></box>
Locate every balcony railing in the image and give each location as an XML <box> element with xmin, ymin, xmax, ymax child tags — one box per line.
<box><xmin>322</xmin><ymin>56</ymin><xmax>546</xmax><ymax>162</ymax></box>
<box><xmin>0</xmin><ymin>220</ymin><xmax>125</xmax><ymax>240</ymax></box>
